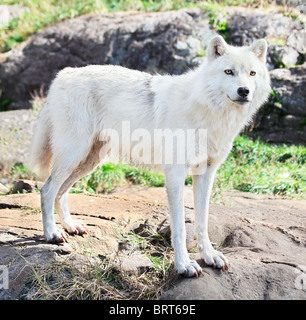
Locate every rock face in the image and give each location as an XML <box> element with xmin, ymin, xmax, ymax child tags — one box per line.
<box><xmin>269</xmin><ymin>65</ymin><xmax>306</xmax><ymax>117</ymax></box>
<box><xmin>0</xmin><ymin>9</ymin><xmax>213</xmax><ymax>110</ymax></box>
<box><xmin>247</xmin><ymin>63</ymin><xmax>306</xmax><ymax>144</ymax></box>
<box><xmin>225</xmin><ymin>7</ymin><xmax>306</xmax><ymax>144</ymax></box>
<box><xmin>0</xmin><ymin>187</ymin><xmax>305</xmax><ymax>300</ymax></box>
<box><xmin>226</xmin><ymin>7</ymin><xmax>305</xmax><ymax>69</ymax></box>
<box><xmin>161</xmin><ymin>189</ymin><xmax>306</xmax><ymax>300</ymax></box>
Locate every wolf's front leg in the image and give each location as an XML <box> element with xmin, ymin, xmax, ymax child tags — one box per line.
<box><xmin>192</xmin><ymin>166</ymin><xmax>229</xmax><ymax>269</ymax></box>
<box><xmin>164</xmin><ymin>165</ymin><xmax>202</xmax><ymax>277</ymax></box>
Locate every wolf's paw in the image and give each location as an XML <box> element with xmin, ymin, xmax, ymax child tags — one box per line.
<box><xmin>176</xmin><ymin>259</ymin><xmax>203</xmax><ymax>278</ymax></box>
<box><xmin>63</xmin><ymin>219</ymin><xmax>88</xmax><ymax>236</ymax></box>
<box><xmin>200</xmin><ymin>246</ymin><xmax>229</xmax><ymax>270</ymax></box>
<box><xmin>46</xmin><ymin>228</ymin><xmax>69</xmax><ymax>244</ymax></box>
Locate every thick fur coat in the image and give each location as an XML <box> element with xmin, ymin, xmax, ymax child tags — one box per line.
<box><xmin>30</xmin><ymin>36</ymin><xmax>271</xmax><ymax>277</ymax></box>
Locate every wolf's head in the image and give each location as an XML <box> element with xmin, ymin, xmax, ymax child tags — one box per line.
<box><xmin>197</xmin><ymin>36</ymin><xmax>271</xmax><ymax>112</ymax></box>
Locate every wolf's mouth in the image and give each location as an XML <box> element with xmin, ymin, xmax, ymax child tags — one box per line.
<box><xmin>227</xmin><ymin>95</ymin><xmax>250</xmax><ymax>105</ymax></box>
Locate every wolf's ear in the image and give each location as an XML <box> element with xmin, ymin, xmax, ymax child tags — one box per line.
<box><xmin>207</xmin><ymin>36</ymin><xmax>227</xmax><ymax>61</ymax></box>
<box><xmin>249</xmin><ymin>39</ymin><xmax>267</xmax><ymax>62</ymax></box>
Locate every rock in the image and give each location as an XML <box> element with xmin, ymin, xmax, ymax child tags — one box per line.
<box><xmin>185</xmin><ymin>222</ymin><xmax>197</xmax><ymax>250</ymax></box>
<box><xmin>158</xmin><ymin>224</ymin><xmax>171</xmax><ymax>242</ymax></box>
<box><xmin>133</xmin><ymin>221</ymin><xmax>156</xmax><ymax>237</ymax></box>
<box><xmin>225</xmin><ymin>7</ymin><xmax>305</xmax><ymax>70</ymax></box>
<box><xmin>118</xmin><ymin>241</ymin><xmax>133</xmax><ymax>253</ymax></box>
<box><xmin>157</xmin><ymin>221</ymin><xmax>197</xmax><ymax>250</ymax></box>
<box><xmin>117</xmin><ymin>253</ymin><xmax>153</xmax><ymax>275</ymax></box>
<box><xmin>286</xmin><ymin>30</ymin><xmax>306</xmax><ymax>55</ymax></box>
<box><xmin>1</xmin><ymin>187</ymin><xmax>305</xmax><ymax>300</ymax></box>
<box><xmin>245</xmin><ymin>62</ymin><xmax>306</xmax><ymax>144</ymax></box>
<box><xmin>161</xmin><ymin>190</ymin><xmax>306</xmax><ymax>300</ymax></box>
<box><xmin>174</xmin><ymin>40</ymin><xmax>190</xmax><ymax>57</ymax></box>
<box><xmin>0</xmin><ymin>237</ymin><xmax>61</xmax><ymax>299</ymax></box>
<box><xmin>226</xmin><ymin>8</ymin><xmax>293</xmax><ymax>46</ymax></box>
<box><xmin>0</xmin><ymin>183</ymin><xmax>9</xmax><ymax>194</ymax></box>
<box><xmin>270</xmin><ymin>64</ymin><xmax>306</xmax><ymax>117</ymax></box>
<box><xmin>269</xmin><ymin>44</ymin><xmax>300</xmax><ymax>68</ymax></box>
<box><xmin>0</xmin><ymin>9</ymin><xmax>213</xmax><ymax>110</ymax></box>
<box><xmin>12</xmin><ymin>180</ymin><xmax>38</xmax><ymax>193</ymax></box>
<box><xmin>282</xmin><ymin>115</ymin><xmax>304</xmax><ymax>127</ymax></box>
<box><xmin>0</xmin><ymin>191</ymin><xmax>167</xmax><ymax>299</ymax></box>
<box><xmin>161</xmin><ymin>256</ymin><xmax>306</xmax><ymax>300</ymax></box>
<box><xmin>11</xmin><ymin>179</ymin><xmax>44</xmax><ymax>194</ymax></box>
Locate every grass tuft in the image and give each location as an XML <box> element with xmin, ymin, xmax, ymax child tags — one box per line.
<box><xmin>24</xmin><ymin>227</ymin><xmax>175</xmax><ymax>300</ymax></box>
<box><xmin>214</xmin><ymin>136</ymin><xmax>306</xmax><ymax>197</ymax></box>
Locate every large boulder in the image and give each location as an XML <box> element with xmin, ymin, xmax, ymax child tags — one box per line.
<box><xmin>226</xmin><ymin>7</ymin><xmax>306</xmax><ymax>69</ymax></box>
<box><xmin>245</xmin><ymin>63</ymin><xmax>306</xmax><ymax>145</ymax></box>
<box><xmin>0</xmin><ymin>9</ymin><xmax>213</xmax><ymax>110</ymax></box>
<box><xmin>161</xmin><ymin>189</ymin><xmax>306</xmax><ymax>300</ymax></box>
<box><xmin>270</xmin><ymin>64</ymin><xmax>306</xmax><ymax>117</ymax></box>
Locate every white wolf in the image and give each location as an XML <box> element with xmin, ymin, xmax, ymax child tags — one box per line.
<box><xmin>30</xmin><ymin>35</ymin><xmax>270</xmax><ymax>277</ymax></box>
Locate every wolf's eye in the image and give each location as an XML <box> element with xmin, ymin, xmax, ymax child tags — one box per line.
<box><xmin>250</xmin><ymin>71</ymin><xmax>256</xmax><ymax>76</ymax></box>
<box><xmin>224</xmin><ymin>69</ymin><xmax>233</xmax><ymax>75</ymax></box>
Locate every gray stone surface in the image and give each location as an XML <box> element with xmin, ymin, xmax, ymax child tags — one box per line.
<box><xmin>161</xmin><ymin>191</ymin><xmax>306</xmax><ymax>300</ymax></box>
<box><xmin>270</xmin><ymin>64</ymin><xmax>306</xmax><ymax>117</ymax></box>
<box><xmin>0</xmin><ymin>188</ymin><xmax>305</xmax><ymax>300</ymax></box>
<box><xmin>0</xmin><ymin>9</ymin><xmax>213</xmax><ymax>110</ymax></box>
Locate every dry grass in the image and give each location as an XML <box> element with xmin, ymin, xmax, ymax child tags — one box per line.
<box><xmin>24</xmin><ymin>228</ymin><xmax>177</xmax><ymax>300</ymax></box>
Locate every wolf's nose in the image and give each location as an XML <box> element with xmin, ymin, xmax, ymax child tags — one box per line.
<box><xmin>237</xmin><ymin>87</ymin><xmax>249</xmax><ymax>97</ymax></box>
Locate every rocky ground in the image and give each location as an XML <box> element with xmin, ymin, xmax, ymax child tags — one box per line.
<box><xmin>0</xmin><ymin>186</ymin><xmax>305</xmax><ymax>300</ymax></box>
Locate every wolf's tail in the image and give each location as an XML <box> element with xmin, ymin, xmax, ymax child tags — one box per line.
<box><xmin>29</xmin><ymin>104</ymin><xmax>52</xmax><ymax>181</ymax></box>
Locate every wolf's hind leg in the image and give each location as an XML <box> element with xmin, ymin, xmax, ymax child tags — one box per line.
<box><xmin>54</xmin><ymin>137</ymin><xmax>104</xmax><ymax>235</ymax></box>
<box><xmin>41</xmin><ymin>137</ymin><xmax>99</xmax><ymax>243</ymax></box>
<box><xmin>41</xmin><ymin>174</ymin><xmax>71</xmax><ymax>244</ymax></box>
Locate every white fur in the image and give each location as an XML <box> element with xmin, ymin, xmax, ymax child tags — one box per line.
<box><xmin>30</xmin><ymin>36</ymin><xmax>271</xmax><ymax>277</ymax></box>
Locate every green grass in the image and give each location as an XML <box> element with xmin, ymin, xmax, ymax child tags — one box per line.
<box><xmin>9</xmin><ymin>162</ymin><xmax>31</xmax><ymax>178</ymax></box>
<box><xmin>0</xmin><ymin>0</ymin><xmax>275</xmax><ymax>53</ymax></box>
<box><xmin>70</xmin><ymin>135</ymin><xmax>306</xmax><ymax>198</ymax></box>
<box><xmin>73</xmin><ymin>162</ymin><xmax>165</xmax><ymax>193</ymax></box>
<box><xmin>215</xmin><ymin>136</ymin><xmax>306</xmax><ymax>197</ymax></box>
<box><xmin>0</xmin><ymin>0</ymin><xmax>192</xmax><ymax>52</ymax></box>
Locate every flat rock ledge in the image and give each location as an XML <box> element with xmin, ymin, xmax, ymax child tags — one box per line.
<box><xmin>0</xmin><ymin>187</ymin><xmax>305</xmax><ymax>300</ymax></box>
